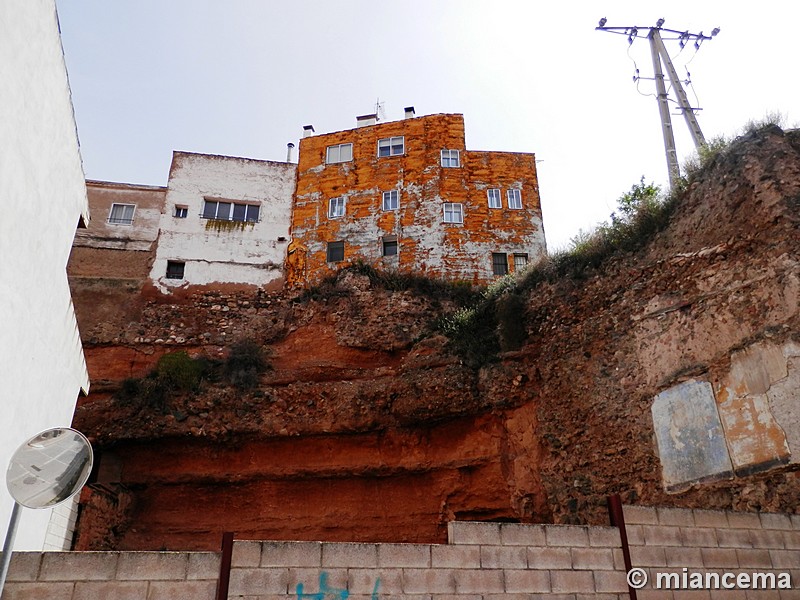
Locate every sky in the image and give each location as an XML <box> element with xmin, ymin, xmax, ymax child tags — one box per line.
<box><xmin>56</xmin><ymin>1</ymin><xmax>799</xmax><ymax>251</ymax></box>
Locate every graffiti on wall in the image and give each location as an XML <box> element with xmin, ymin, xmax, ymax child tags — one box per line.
<box><xmin>296</xmin><ymin>571</ymin><xmax>380</xmax><ymax>600</ymax></box>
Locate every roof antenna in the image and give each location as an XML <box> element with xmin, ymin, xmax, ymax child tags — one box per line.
<box><xmin>375</xmin><ymin>98</ymin><xmax>386</xmax><ymax>122</ymax></box>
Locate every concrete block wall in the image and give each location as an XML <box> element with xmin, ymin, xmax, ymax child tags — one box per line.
<box><xmin>623</xmin><ymin>505</ymin><xmax>800</xmax><ymax>599</ymax></box>
<box><xmin>4</xmin><ymin>506</ymin><xmax>800</xmax><ymax>599</ymax></box>
<box><xmin>2</xmin><ymin>550</ymin><xmax>220</xmax><ymax>600</ymax></box>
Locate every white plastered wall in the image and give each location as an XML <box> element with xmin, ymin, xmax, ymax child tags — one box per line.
<box><xmin>150</xmin><ymin>152</ymin><xmax>296</xmax><ymax>290</ymax></box>
<box><xmin>0</xmin><ymin>0</ymin><xmax>90</xmax><ymax>550</ymax></box>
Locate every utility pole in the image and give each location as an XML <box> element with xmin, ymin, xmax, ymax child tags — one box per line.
<box><xmin>596</xmin><ymin>18</ymin><xmax>719</xmax><ymax>188</ymax></box>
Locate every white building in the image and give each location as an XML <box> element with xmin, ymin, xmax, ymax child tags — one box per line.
<box><xmin>0</xmin><ymin>0</ymin><xmax>91</xmax><ymax>550</ymax></box>
<box><xmin>149</xmin><ymin>151</ymin><xmax>296</xmax><ymax>291</ymax></box>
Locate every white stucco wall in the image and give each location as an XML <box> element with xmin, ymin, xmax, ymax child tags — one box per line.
<box><xmin>0</xmin><ymin>0</ymin><xmax>90</xmax><ymax>550</ymax></box>
<box><xmin>150</xmin><ymin>152</ymin><xmax>296</xmax><ymax>290</ymax></box>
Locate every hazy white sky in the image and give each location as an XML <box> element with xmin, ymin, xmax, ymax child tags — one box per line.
<box><xmin>57</xmin><ymin>1</ymin><xmax>799</xmax><ymax>250</ymax></box>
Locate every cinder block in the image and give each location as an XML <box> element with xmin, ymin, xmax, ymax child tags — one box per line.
<box><xmin>700</xmin><ymin>547</ymin><xmax>739</xmax><ymax>568</ymax></box>
<box><xmin>72</xmin><ymin>581</ymin><xmax>149</xmax><ymax>600</ymax></box>
<box><xmin>726</xmin><ymin>511</ymin><xmax>761</xmax><ymax>529</ymax></box>
<box><xmin>431</xmin><ymin>544</ymin><xmax>480</xmax><ymax>568</ymax></box>
<box><xmin>680</xmin><ymin>526</ymin><xmax>718</xmax><ymax>547</ymax></box>
<box><xmin>321</xmin><ymin>543</ymin><xmax>377</xmax><ymax>568</ymax></box>
<box><xmin>642</xmin><ymin>525</ymin><xmax>682</xmax><ymax>546</ymax></box>
<box><xmin>148</xmin><ymin>580</ymin><xmax>217</xmax><ymax>600</ymax></box>
<box><xmin>544</xmin><ymin>525</ymin><xmax>589</xmax><ymax>547</ymax></box>
<box><xmin>657</xmin><ymin>507</ymin><xmax>695</xmax><ymax>526</ymax></box>
<box><xmin>480</xmin><ymin>545</ymin><xmax>527</xmax><ymax>569</ymax></box>
<box><xmin>1</xmin><ymin>582</ymin><xmax>73</xmax><ymax>600</ymax></box>
<box><xmin>116</xmin><ymin>552</ymin><xmax>188</xmax><ymax>580</ymax></box>
<box><xmin>760</xmin><ymin>513</ymin><xmax>793</xmax><ymax>530</ymax></box>
<box><xmin>791</xmin><ymin>514</ymin><xmax>800</xmax><ymax>530</ymax></box>
<box><xmin>503</xmin><ymin>569</ymin><xmax>550</xmax><ymax>593</ymax></box>
<box><xmin>783</xmin><ymin>530</ymin><xmax>800</xmax><ymax>549</ymax></box>
<box><xmin>401</xmin><ymin>568</ymin><xmax>455</xmax><ymax>594</ymax></box>
<box><xmin>40</xmin><ymin>552</ymin><xmax>118</xmax><ymax>581</ymax></box>
<box><xmin>187</xmin><ymin>552</ymin><xmax>221</xmax><ymax>580</ymax></box>
<box><xmin>527</xmin><ymin>547</ymin><xmax>571</xmax><ymax>569</ymax></box>
<box><xmin>593</xmin><ymin>569</ymin><xmax>629</xmax><ymax>593</ymax></box>
<box><xmin>550</xmin><ymin>569</ymin><xmax>594</xmax><ymax>593</ymax></box>
<box><xmin>231</xmin><ymin>541</ymin><xmax>261</xmax><ymax>567</ymax></box>
<box><xmin>625</xmin><ymin>524</ymin><xmax>644</xmax><ymax>546</ymax></box>
<box><xmin>751</xmin><ymin>529</ymin><xmax>786</xmax><ymax>549</ymax></box>
<box><xmin>452</xmin><ymin>568</ymin><xmax>504</xmax><ymax>593</ymax></box>
<box><xmin>636</xmin><ymin>588</ymin><xmax>674</xmax><ymax>600</ymax></box>
<box><xmin>770</xmin><ymin>549</ymin><xmax>800</xmax><ymax>569</ymax></box>
<box><xmin>612</xmin><ymin>548</ymin><xmax>625</xmax><ymax>571</ymax></box>
<box><xmin>716</xmin><ymin>528</ymin><xmax>754</xmax><ymax>549</ymax></box>
<box><xmin>228</xmin><ymin>567</ymin><xmax>289</xmax><ymax>596</ymax></box>
<box><xmin>447</xmin><ymin>522</ymin><xmax>501</xmax><ymax>545</ymax></box>
<box><xmin>377</xmin><ymin>543</ymin><xmax>430</xmax><ymax>568</ymax></box>
<box><xmin>6</xmin><ymin>553</ymin><xmax>42</xmax><ymax>581</ymax></box>
<box><xmin>262</xmin><ymin>541</ymin><xmax>322</xmax><ymax>567</ymax></box>
<box><xmin>588</xmin><ymin>526</ymin><xmax>621</xmax><ymax>548</ymax></box>
<box><xmin>623</xmin><ymin>505</ymin><xmax>658</xmax><ymax>525</ymax></box>
<box><xmin>736</xmin><ymin>548</ymin><xmax>772</xmax><ymax>568</ymax></box>
<box><xmin>571</xmin><ymin>548</ymin><xmax>615</xmax><ymax>570</ymax></box>
<box><xmin>693</xmin><ymin>509</ymin><xmax>729</xmax><ymax>528</ymax></box>
<box><xmin>499</xmin><ymin>523</ymin><xmax>546</xmax><ymax>546</ymax></box>
<box><xmin>664</xmin><ymin>546</ymin><xmax>703</xmax><ymax>567</ymax></box>
<box><xmin>288</xmin><ymin>568</ymin><xmax>347</xmax><ymax>594</ymax></box>
<box><xmin>629</xmin><ymin>545</ymin><xmax>666</xmax><ymax>567</ymax></box>
<box><xmin>349</xmin><ymin>568</ymin><xmax>402</xmax><ymax>595</ymax></box>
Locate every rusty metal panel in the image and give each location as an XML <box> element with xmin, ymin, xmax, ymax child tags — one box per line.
<box><xmin>651</xmin><ymin>380</ymin><xmax>733</xmax><ymax>492</ymax></box>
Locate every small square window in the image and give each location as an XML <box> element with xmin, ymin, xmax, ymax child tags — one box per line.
<box><xmin>382</xmin><ymin>190</ymin><xmax>399</xmax><ymax>211</ymax></box>
<box><xmin>382</xmin><ymin>236</ymin><xmax>398</xmax><ymax>257</ymax></box>
<box><xmin>514</xmin><ymin>253</ymin><xmax>529</xmax><ymax>271</ymax></box>
<box><xmin>327</xmin><ymin>241</ymin><xmax>344</xmax><ymax>262</ymax></box>
<box><xmin>174</xmin><ymin>206</ymin><xmax>188</xmax><ymax>218</ymax></box>
<box><xmin>326</xmin><ymin>143</ymin><xmax>353</xmax><ymax>164</ymax></box>
<box><xmin>441</xmin><ymin>149</ymin><xmax>460</xmax><ymax>168</ymax></box>
<box><xmin>487</xmin><ymin>189</ymin><xmax>502</xmax><ymax>209</ymax></box>
<box><xmin>108</xmin><ymin>203</ymin><xmax>135</xmax><ymax>225</ymax></box>
<box><xmin>378</xmin><ymin>136</ymin><xmax>404</xmax><ymax>157</ymax></box>
<box><xmin>492</xmin><ymin>253</ymin><xmax>508</xmax><ymax>276</ymax></box>
<box><xmin>328</xmin><ymin>197</ymin><xmax>345</xmax><ymax>219</ymax></box>
<box><xmin>443</xmin><ymin>202</ymin><xmax>463</xmax><ymax>224</ymax></box>
<box><xmin>166</xmin><ymin>260</ymin><xmax>185</xmax><ymax>280</ymax></box>
<box><xmin>507</xmin><ymin>189</ymin><xmax>523</xmax><ymax>209</ymax></box>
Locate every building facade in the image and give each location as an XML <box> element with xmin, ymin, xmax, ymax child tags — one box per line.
<box><xmin>0</xmin><ymin>0</ymin><xmax>91</xmax><ymax>551</ymax></box>
<box><xmin>148</xmin><ymin>151</ymin><xmax>296</xmax><ymax>292</ymax></box>
<box><xmin>287</xmin><ymin>111</ymin><xmax>546</xmax><ymax>286</ymax></box>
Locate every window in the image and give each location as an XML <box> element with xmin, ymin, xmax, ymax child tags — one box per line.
<box><xmin>378</xmin><ymin>136</ymin><xmax>404</xmax><ymax>157</ymax></box>
<box><xmin>443</xmin><ymin>203</ymin><xmax>463</xmax><ymax>224</ymax></box>
<box><xmin>487</xmin><ymin>188</ymin><xmax>502</xmax><ymax>209</ymax></box>
<box><xmin>382</xmin><ymin>190</ymin><xmax>399</xmax><ymax>211</ymax></box>
<box><xmin>441</xmin><ymin>149</ymin><xmax>460</xmax><ymax>168</ymax></box>
<box><xmin>326</xmin><ymin>143</ymin><xmax>353</xmax><ymax>164</ymax></box>
<box><xmin>108</xmin><ymin>203</ymin><xmax>135</xmax><ymax>225</ymax></box>
<box><xmin>382</xmin><ymin>236</ymin><xmax>398</xmax><ymax>257</ymax></box>
<box><xmin>327</xmin><ymin>241</ymin><xmax>344</xmax><ymax>262</ymax></box>
<box><xmin>174</xmin><ymin>206</ymin><xmax>188</xmax><ymax>218</ymax></box>
<box><xmin>328</xmin><ymin>197</ymin><xmax>345</xmax><ymax>218</ymax></box>
<box><xmin>514</xmin><ymin>253</ymin><xmax>529</xmax><ymax>271</ymax></box>
<box><xmin>166</xmin><ymin>261</ymin><xmax>185</xmax><ymax>280</ymax></box>
<box><xmin>492</xmin><ymin>253</ymin><xmax>508</xmax><ymax>276</ymax></box>
<box><xmin>507</xmin><ymin>189</ymin><xmax>522</xmax><ymax>209</ymax></box>
<box><xmin>202</xmin><ymin>200</ymin><xmax>260</xmax><ymax>222</ymax></box>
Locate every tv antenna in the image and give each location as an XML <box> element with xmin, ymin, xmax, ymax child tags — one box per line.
<box><xmin>374</xmin><ymin>98</ymin><xmax>386</xmax><ymax>122</ymax></box>
<box><xmin>597</xmin><ymin>18</ymin><xmax>720</xmax><ymax>188</ymax></box>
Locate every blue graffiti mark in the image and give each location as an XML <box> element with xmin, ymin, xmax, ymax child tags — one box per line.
<box><xmin>295</xmin><ymin>572</ymin><xmax>381</xmax><ymax>600</ymax></box>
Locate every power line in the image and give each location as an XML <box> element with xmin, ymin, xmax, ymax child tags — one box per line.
<box><xmin>597</xmin><ymin>18</ymin><xmax>720</xmax><ymax>188</ymax></box>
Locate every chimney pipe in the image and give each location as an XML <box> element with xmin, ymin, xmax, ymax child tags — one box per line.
<box><xmin>286</xmin><ymin>142</ymin><xmax>295</xmax><ymax>163</ymax></box>
<box><xmin>404</xmin><ymin>106</ymin><xmax>415</xmax><ymax>119</ymax></box>
<box><xmin>356</xmin><ymin>114</ymin><xmax>378</xmax><ymax>128</ymax></box>
<box><xmin>302</xmin><ymin>125</ymin><xmax>315</xmax><ymax>138</ymax></box>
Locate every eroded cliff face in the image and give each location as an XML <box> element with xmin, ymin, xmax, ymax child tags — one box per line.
<box><xmin>71</xmin><ymin>127</ymin><xmax>800</xmax><ymax>551</ymax></box>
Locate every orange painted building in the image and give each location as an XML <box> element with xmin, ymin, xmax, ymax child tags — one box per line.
<box><xmin>287</xmin><ymin>111</ymin><xmax>546</xmax><ymax>286</ymax></box>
